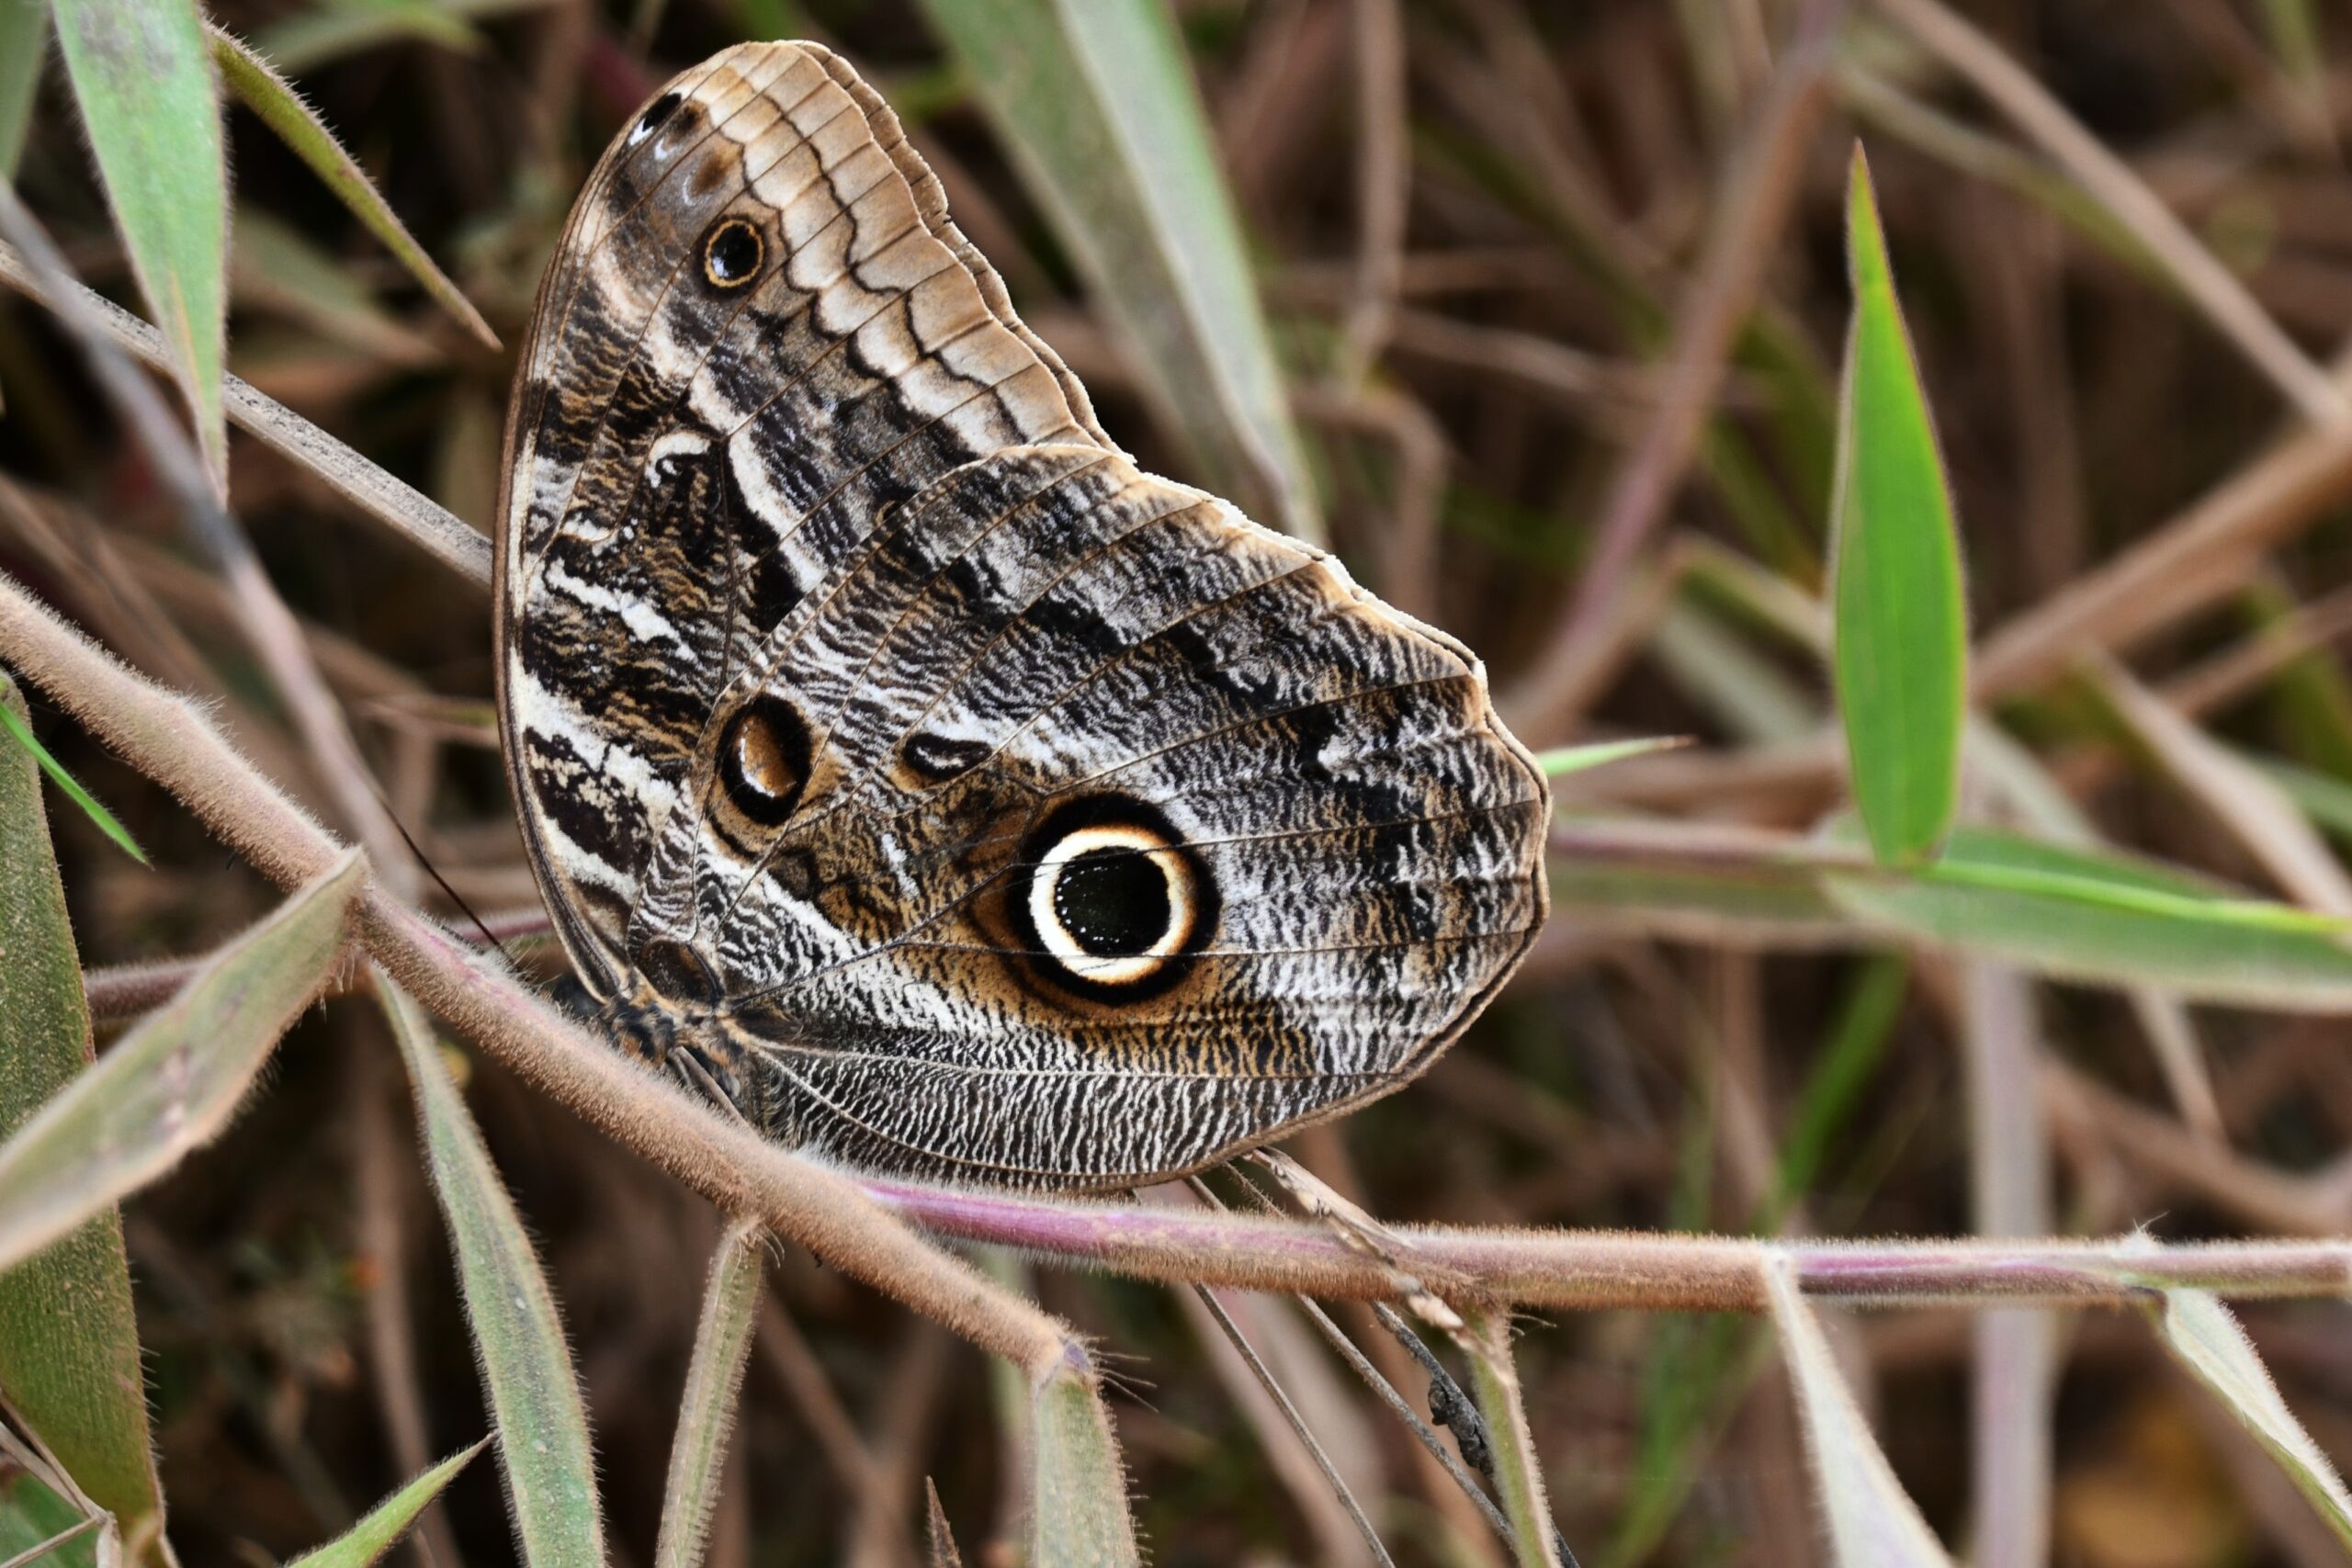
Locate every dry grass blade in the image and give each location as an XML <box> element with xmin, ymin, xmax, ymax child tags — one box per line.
<box><xmin>1763</xmin><ymin>1256</ymin><xmax>1956</xmax><ymax>1565</ymax></box>
<box><xmin>0</xmin><ymin>193</ymin><xmax>412</xmax><ymax>885</ymax></box>
<box><xmin>923</xmin><ymin>1478</ymin><xmax>964</xmax><ymax>1568</ymax></box>
<box><xmin>208</xmin><ymin>27</ymin><xmax>498</xmax><ymax>352</ymax></box>
<box><xmin>2143</xmin><ymin>1283</ymin><xmax>2352</xmax><ymax>1549</ymax></box>
<box><xmin>653</xmin><ymin>1221</ymin><xmax>767</xmax><ymax>1568</ymax></box>
<box><xmin>0</xmin><ymin>242</ymin><xmax>490</xmax><ymax>583</ymax></box>
<box><xmin>1873</xmin><ymin>0</ymin><xmax>2351</xmax><ymax>429</ymax></box>
<box><xmin>1504</xmin><ymin>0</ymin><xmax>1838</xmax><ymax>739</ymax></box>
<box><xmin>0</xmin><ymin>850</ymin><xmax>362</xmax><ymax>1271</ymax></box>
<box><xmin>1959</xmin><ymin>965</ymin><xmax>2055</xmax><ymax>1568</ymax></box>
<box><xmin>2088</xmin><ymin>657</ymin><xmax>2352</xmax><ymax>915</ymax></box>
<box><xmin>1183</xmin><ymin>1279</ymin><xmax>1393</xmax><ymax>1568</ymax></box>
<box><xmin>379</xmin><ymin>975</ymin><xmax>605</xmax><ymax>1568</ymax></box>
<box><xmin>918</xmin><ymin>0</ymin><xmax>1324</xmax><ymax>543</ymax></box>
<box><xmin>0</xmin><ymin>678</ymin><xmax>167</xmax><ymax>1561</ymax></box>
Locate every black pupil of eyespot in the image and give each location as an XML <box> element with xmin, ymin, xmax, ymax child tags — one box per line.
<box><xmin>1053</xmin><ymin>847</ymin><xmax>1170</xmax><ymax>959</ymax></box>
<box><xmin>639</xmin><ymin>92</ymin><xmax>682</xmax><ymax>136</ymax></box>
<box><xmin>707</xmin><ymin>224</ymin><xmax>759</xmax><ymax>281</ymax></box>
<box><xmin>719</xmin><ymin>697</ymin><xmax>807</xmax><ymax>826</ymax></box>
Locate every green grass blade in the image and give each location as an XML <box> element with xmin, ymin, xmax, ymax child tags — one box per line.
<box><xmin>0</xmin><ymin>1472</ymin><xmax>101</xmax><ymax>1568</ymax></box>
<box><xmin>0</xmin><ymin>0</ymin><xmax>46</xmax><ymax>179</ymax></box>
<box><xmin>0</xmin><ymin>849</ymin><xmax>361</xmax><ymax>1271</ymax></box>
<box><xmin>1830</xmin><ymin>145</ymin><xmax>1967</xmax><ymax>865</ymax></box>
<box><xmin>209</xmin><ymin>28</ymin><xmax>498</xmax><ymax>352</ymax></box>
<box><xmin>253</xmin><ymin>0</ymin><xmax>538</xmax><ymax>73</ymax></box>
<box><xmin>0</xmin><ymin>677</ymin><xmax>167</xmax><ymax>1558</ymax></box>
<box><xmin>1461</xmin><ymin>1310</ymin><xmax>1564</xmax><ymax>1568</ymax></box>
<box><xmin>1823</xmin><ymin>825</ymin><xmax>2352</xmax><ymax>1008</ymax></box>
<box><xmin>1764</xmin><ymin>1258</ymin><xmax>1956</xmax><ymax>1565</ymax></box>
<box><xmin>285</xmin><ymin>1440</ymin><xmax>488</xmax><ymax>1568</ymax></box>
<box><xmin>2144</xmin><ymin>1285</ymin><xmax>2352</xmax><ymax>1549</ymax></box>
<box><xmin>381</xmin><ymin>978</ymin><xmax>604</xmax><ymax>1568</ymax></box>
<box><xmin>51</xmin><ymin>0</ymin><xmax>229</xmax><ymax>491</ymax></box>
<box><xmin>917</xmin><ymin>0</ymin><xmax>1322</xmax><ymax>543</ymax></box>
<box><xmin>652</xmin><ymin>1221</ymin><xmax>765</xmax><ymax>1568</ymax></box>
<box><xmin>0</xmin><ymin>690</ymin><xmax>144</xmax><ymax>863</ymax></box>
<box><xmin>1531</xmin><ymin>735</ymin><xmax>1687</xmax><ymax>777</ymax></box>
<box><xmin>1029</xmin><ymin>1357</ymin><xmax>1141</xmax><ymax>1568</ymax></box>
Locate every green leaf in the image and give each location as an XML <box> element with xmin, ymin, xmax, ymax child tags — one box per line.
<box><xmin>2144</xmin><ymin>1285</ymin><xmax>2352</xmax><ymax>1549</ymax></box>
<box><xmin>652</xmin><ymin>1221</ymin><xmax>765</xmax><ymax>1568</ymax></box>
<box><xmin>0</xmin><ymin>677</ymin><xmax>166</xmax><ymax>1557</ymax></box>
<box><xmin>1822</xmin><ymin>825</ymin><xmax>2352</xmax><ymax>1009</ymax></box>
<box><xmin>1029</xmin><ymin>1357</ymin><xmax>1141</xmax><ymax>1568</ymax></box>
<box><xmin>0</xmin><ymin>1471</ymin><xmax>102</xmax><ymax>1568</ymax></box>
<box><xmin>209</xmin><ymin>28</ymin><xmax>498</xmax><ymax>352</ymax></box>
<box><xmin>1461</xmin><ymin>1309</ymin><xmax>1566</xmax><ymax>1568</ymax></box>
<box><xmin>381</xmin><ymin>979</ymin><xmax>604</xmax><ymax>1568</ymax></box>
<box><xmin>51</xmin><ymin>0</ymin><xmax>229</xmax><ymax>491</ymax></box>
<box><xmin>285</xmin><ymin>1440</ymin><xmax>487</xmax><ymax>1568</ymax></box>
<box><xmin>1830</xmin><ymin>145</ymin><xmax>1966</xmax><ymax>865</ymax></box>
<box><xmin>252</xmin><ymin>0</ymin><xmax>542</xmax><ymax>73</ymax></box>
<box><xmin>1764</xmin><ymin>1258</ymin><xmax>1956</xmax><ymax>1566</ymax></box>
<box><xmin>0</xmin><ymin>687</ymin><xmax>144</xmax><ymax>863</ymax></box>
<box><xmin>916</xmin><ymin>0</ymin><xmax>1322</xmax><ymax>543</ymax></box>
<box><xmin>1531</xmin><ymin>736</ymin><xmax>1687</xmax><ymax>778</ymax></box>
<box><xmin>0</xmin><ymin>0</ymin><xmax>46</xmax><ymax>179</ymax></box>
<box><xmin>0</xmin><ymin>849</ymin><xmax>362</xmax><ymax>1271</ymax></box>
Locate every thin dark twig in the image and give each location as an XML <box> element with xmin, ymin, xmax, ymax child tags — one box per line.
<box><xmin>1176</xmin><ymin>1232</ymin><xmax>1399</xmax><ymax>1567</ymax></box>
<box><xmin>1214</xmin><ymin>1165</ymin><xmax>1516</xmax><ymax>1543</ymax></box>
<box><xmin>1374</xmin><ymin>1310</ymin><xmax>1581</xmax><ymax>1568</ymax></box>
<box><xmin>1301</xmin><ymin>1290</ymin><xmax>1515</xmax><ymax>1543</ymax></box>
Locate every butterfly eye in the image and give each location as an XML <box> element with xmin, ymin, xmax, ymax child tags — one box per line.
<box><xmin>1021</xmin><ymin>807</ymin><xmax>1208</xmax><ymax>994</ymax></box>
<box><xmin>702</xmin><ymin>219</ymin><xmax>763</xmax><ymax>288</ymax></box>
<box><xmin>718</xmin><ymin>695</ymin><xmax>808</xmax><ymax>826</ymax></box>
<box><xmin>630</xmin><ymin>91</ymin><xmax>684</xmax><ymax>145</ymax></box>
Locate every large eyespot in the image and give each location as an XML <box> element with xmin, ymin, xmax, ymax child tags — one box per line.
<box><xmin>1013</xmin><ymin>798</ymin><xmax>1214</xmax><ymax>998</ymax></box>
<box><xmin>718</xmin><ymin>695</ymin><xmax>809</xmax><ymax>827</ymax></box>
<box><xmin>701</xmin><ymin>218</ymin><xmax>763</xmax><ymax>288</ymax></box>
<box><xmin>629</xmin><ymin>91</ymin><xmax>683</xmax><ymax>145</ymax></box>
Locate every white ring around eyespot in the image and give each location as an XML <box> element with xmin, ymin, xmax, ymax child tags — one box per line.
<box><xmin>1027</xmin><ymin>823</ymin><xmax>1193</xmax><ymax>986</ymax></box>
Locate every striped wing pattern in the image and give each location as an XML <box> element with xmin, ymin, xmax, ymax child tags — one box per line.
<box><xmin>495</xmin><ymin>41</ymin><xmax>1548</xmax><ymax>1186</ymax></box>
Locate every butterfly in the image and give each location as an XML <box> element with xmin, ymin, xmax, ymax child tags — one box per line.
<box><xmin>493</xmin><ymin>40</ymin><xmax>1550</xmax><ymax>1189</ymax></box>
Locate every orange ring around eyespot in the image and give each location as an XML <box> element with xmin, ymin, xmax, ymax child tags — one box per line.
<box><xmin>702</xmin><ymin>219</ymin><xmax>763</xmax><ymax>288</ymax></box>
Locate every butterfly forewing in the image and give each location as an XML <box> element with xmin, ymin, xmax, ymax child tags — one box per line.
<box><xmin>497</xmin><ymin>40</ymin><xmax>1550</xmax><ymax>1187</ymax></box>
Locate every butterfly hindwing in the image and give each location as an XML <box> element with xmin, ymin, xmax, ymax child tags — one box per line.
<box><xmin>498</xmin><ymin>42</ymin><xmax>1550</xmax><ymax>1186</ymax></box>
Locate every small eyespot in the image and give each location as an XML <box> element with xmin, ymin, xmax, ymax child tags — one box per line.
<box><xmin>1018</xmin><ymin>802</ymin><xmax>1209</xmax><ymax>995</ymax></box>
<box><xmin>702</xmin><ymin>219</ymin><xmax>763</xmax><ymax>288</ymax></box>
<box><xmin>630</xmin><ymin>91</ymin><xmax>684</xmax><ymax>145</ymax></box>
<box><xmin>718</xmin><ymin>695</ymin><xmax>808</xmax><ymax>827</ymax></box>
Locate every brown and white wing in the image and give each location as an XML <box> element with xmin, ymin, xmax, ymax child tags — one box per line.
<box><xmin>494</xmin><ymin>40</ymin><xmax>1114</xmax><ymax>995</ymax></box>
<box><xmin>500</xmin><ymin>40</ymin><xmax>1551</xmax><ymax>1187</ymax></box>
<box><xmin>637</xmin><ymin>445</ymin><xmax>1550</xmax><ymax>1186</ymax></box>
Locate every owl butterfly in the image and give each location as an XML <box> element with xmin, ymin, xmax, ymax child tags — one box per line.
<box><xmin>495</xmin><ymin>40</ymin><xmax>1550</xmax><ymax>1189</ymax></box>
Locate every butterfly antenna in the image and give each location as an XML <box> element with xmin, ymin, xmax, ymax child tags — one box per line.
<box><xmin>368</xmin><ymin>781</ymin><xmax>514</xmax><ymax>964</ymax></box>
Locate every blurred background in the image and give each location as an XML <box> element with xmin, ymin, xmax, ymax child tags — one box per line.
<box><xmin>8</xmin><ymin>0</ymin><xmax>2352</xmax><ymax>1564</ymax></box>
